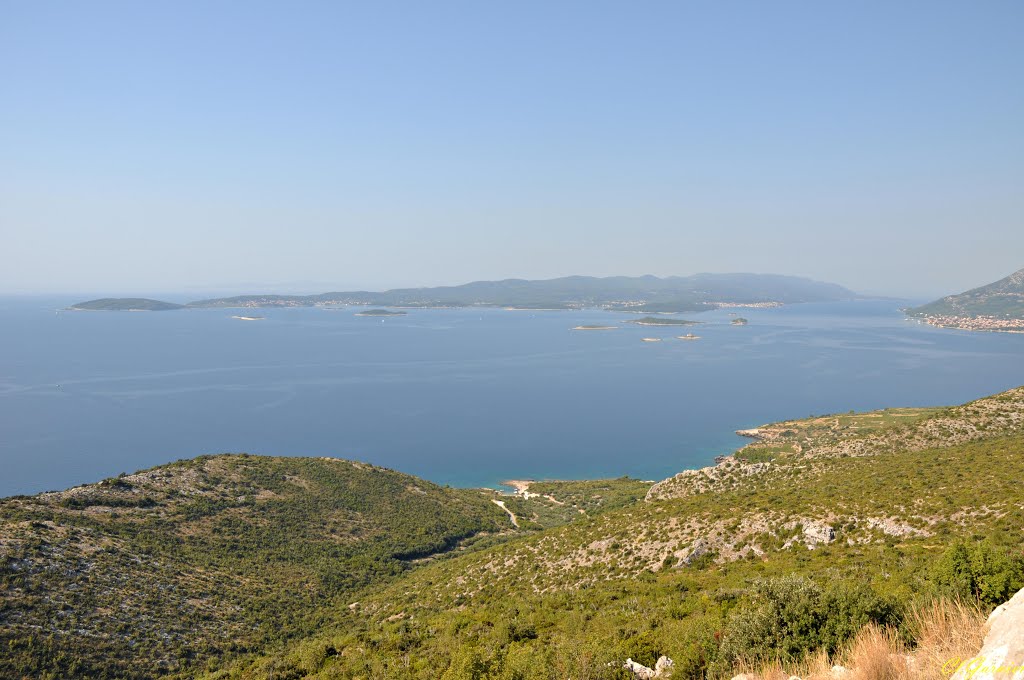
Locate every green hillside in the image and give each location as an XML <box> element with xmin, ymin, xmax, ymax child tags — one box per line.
<box><xmin>207</xmin><ymin>388</ymin><xmax>1024</xmax><ymax>680</ymax></box>
<box><xmin>0</xmin><ymin>455</ymin><xmax>511</xmax><ymax>679</ymax></box>
<box><xmin>909</xmin><ymin>267</ymin><xmax>1024</xmax><ymax>320</ymax></box>
<box><xmin>4</xmin><ymin>390</ymin><xmax>1024</xmax><ymax>679</ymax></box>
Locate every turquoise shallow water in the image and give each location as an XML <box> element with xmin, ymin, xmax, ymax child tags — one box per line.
<box><xmin>1</xmin><ymin>297</ymin><xmax>1023</xmax><ymax>497</ymax></box>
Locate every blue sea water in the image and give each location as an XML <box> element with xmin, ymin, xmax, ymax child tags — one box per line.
<box><xmin>1</xmin><ymin>298</ymin><xmax>1023</xmax><ymax>498</ymax></box>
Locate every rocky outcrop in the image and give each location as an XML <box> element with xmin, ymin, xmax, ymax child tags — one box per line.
<box><xmin>864</xmin><ymin>516</ymin><xmax>928</xmax><ymax>538</ymax></box>
<box><xmin>802</xmin><ymin>521</ymin><xmax>835</xmax><ymax>546</ymax></box>
<box><xmin>774</xmin><ymin>519</ymin><xmax>837</xmax><ymax>550</ymax></box>
<box><xmin>646</xmin><ymin>459</ymin><xmax>770</xmax><ymax>501</ymax></box>
<box><xmin>624</xmin><ymin>655</ymin><xmax>674</xmax><ymax>679</ymax></box>
<box><xmin>951</xmin><ymin>587</ymin><xmax>1024</xmax><ymax>680</ymax></box>
<box><xmin>678</xmin><ymin>538</ymin><xmax>709</xmax><ymax>566</ymax></box>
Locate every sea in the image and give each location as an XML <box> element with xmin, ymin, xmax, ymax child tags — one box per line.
<box><xmin>1</xmin><ymin>297</ymin><xmax>1023</xmax><ymax>498</ymax></box>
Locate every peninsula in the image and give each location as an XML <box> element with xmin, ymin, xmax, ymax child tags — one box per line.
<box><xmin>628</xmin><ymin>316</ymin><xmax>700</xmax><ymax>326</ymax></box>
<box><xmin>907</xmin><ymin>266</ymin><xmax>1024</xmax><ymax>332</ymax></box>
<box><xmin>355</xmin><ymin>309</ymin><xmax>407</xmax><ymax>317</ymax></box>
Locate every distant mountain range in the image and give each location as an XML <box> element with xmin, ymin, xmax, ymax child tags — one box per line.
<box><xmin>907</xmin><ymin>267</ymin><xmax>1024</xmax><ymax>331</ymax></box>
<box><xmin>69</xmin><ymin>273</ymin><xmax>858</xmax><ymax>313</ymax></box>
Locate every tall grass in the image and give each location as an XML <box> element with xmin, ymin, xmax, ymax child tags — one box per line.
<box><xmin>902</xmin><ymin>599</ymin><xmax>987</xmax><ymax>680</ymax></box>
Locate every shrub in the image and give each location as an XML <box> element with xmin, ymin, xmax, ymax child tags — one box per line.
<box><xmin>930</xmin><ymin>539</ymin><xmax>1024</xmax><ymax>607</ymax></box>
<box><xmin>716</xmin><ymin>575</ymin><xmax>898</xmax><ymax>669</ymax></box>
<box><xmin>442</xmin><ymin>649</ymin><xmax>487</xmax><ymax>680</ymax></box>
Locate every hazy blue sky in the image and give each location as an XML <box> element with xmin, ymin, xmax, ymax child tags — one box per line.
<box><xmin>2</xmin><ymin>1</ymin><xmax>1022</xmax><ymax>298</ymax></box>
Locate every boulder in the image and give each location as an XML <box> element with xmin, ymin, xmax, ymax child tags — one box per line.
<box><xmin>951</xmin><ymin>587</ymin><xmax>1024</xmax><ymax>680</ymax></box>
<box><xmin>624</xmin><ymin>655</ymin><xmax>674</xmax><ymax>678</ymax></box>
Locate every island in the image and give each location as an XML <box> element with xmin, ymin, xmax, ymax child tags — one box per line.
<box><xmin>69</xmin><ymin>273</ymin><xmax>863</xmax><ymax>317</ymax></box>
<box><xmin>731</xmin><ymin>317</ymin><xmax>749</xmax><ymax>325</ymax></box>
<box><xmin>67</xmin><ymin>298</ymin><xmax>185</xmax><ymax>312</ymax></box>
<box><xmin>504</xmin><ymin>305</ymin><xmax>573</xmax><ymax>311</ymax></box>
<box><xmin>179</xmin><ymin>273</ymin><xmax>858</xmax><ymax>312</ymax></box>
<box><xmin>628</xmin><ymin>316</ymin><xmax>701</xmax><ymax>326</ymax></box>
<box><xmin>571</xmin><ymin>325</ymin><xmax>618</xmax><ymax>330</ymax></box>
<box><xmin>906</xmin><ymin>267</ymin><xmax>1024</xmax><ymax>332</ymax></box>
<box><xmin>354</xmin><ymin>309</ymin><xmax>407</xmax><ymax>317</ymax></box>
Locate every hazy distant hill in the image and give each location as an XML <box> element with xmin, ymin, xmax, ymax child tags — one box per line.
<box><xmin>70</xmin><ymin>274</ymin><xmax>857</xmax><ymax>314</ymax></box>
<box><xmin>68</xmin><ymin>298</ymin><xmax>185</xmax><ymax>311</ymax></box>
<box><xmin>185</xmin><ymin>273</ymin><xmax>858</xmax><ymax>311</ymax></box>
<box><xmin>908</xmin><ymin>267</ymin><xmax>1024</xmax><ymax>328</ymax></box>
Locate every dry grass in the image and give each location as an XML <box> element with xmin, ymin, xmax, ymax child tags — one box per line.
<box><xmin>734</xmin><ymin>649</ymin><xmax>834</xmax><ymax>680</ymax></box>
<box><xmin>733</xmin><ymin>599</ymin><xmax>987</xmax><ymax>680</ymax></box>
<box><xmin>903</xmin><ymin>599</ymin><xmax>987</xmax><ymax>680</ymax></box>
<box><xmin>842</xmin><ymin>624</ymin><xmax>908</xmax><ymax>680</ymax></box>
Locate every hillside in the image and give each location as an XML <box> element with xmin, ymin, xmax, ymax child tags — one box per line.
<box><xmin>68</xmin><ymin>298</ymin><xmax>185</xmax><ymax>311</ymax></box>
<box><xmin>210</xmin><ymin>388</ymin><xmax>1024</xmax><ymax>680</ymax></box>
<box><xmin>908</xmin><ymin>267</ymin><xmax>1024</xmax><ymax>331</ymax></box>
<box><xmin>185</xmin><ymin>273</ymin><xmax>857</xmax><ymax>312</ymax></box>
<box><xmin>0</xmin><ymin>455</ymin><xmax>512</xmax><ymax>679</ymax></box>
<box><xmin>4</xmin><ymin>390</ymin><xmax>1023</xmax><ymax>679</ymax></box>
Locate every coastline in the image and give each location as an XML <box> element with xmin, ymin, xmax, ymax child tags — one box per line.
<box><xmin>500</xmin><ymin>479</ymin><xmax>536</xmax><ymax>497</ymax></box>
<box><xmin>912</xmin><ymin>314</ymin><xmax>1024</xmax><ymax>333</ymax></box>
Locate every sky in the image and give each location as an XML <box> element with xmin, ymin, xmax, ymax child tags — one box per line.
<box><xmin>2</xmin><ymin>1</ymin><xmax>1022</xmax><ymax>299</ymax></box>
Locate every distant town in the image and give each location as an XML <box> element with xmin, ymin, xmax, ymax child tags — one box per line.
<box><xmin>915</xmin><ymin>314</ymin><xmax>1024</xmax><ymax>333</ymax></box>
